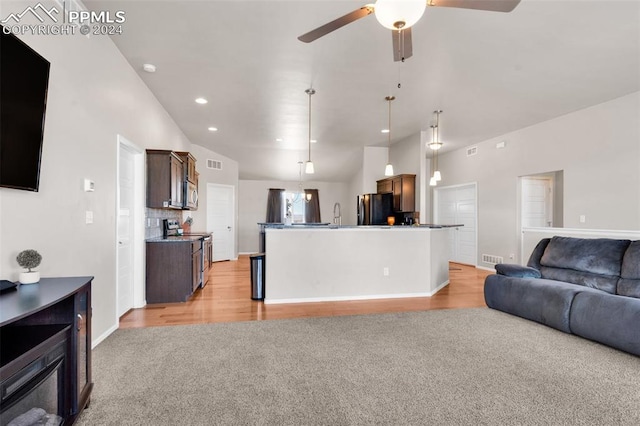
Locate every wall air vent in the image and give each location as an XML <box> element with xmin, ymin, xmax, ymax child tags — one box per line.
<box><xmin>207</xmin><ymin>159</ymin><xmax>223</xmax><ymax>170</ymax></box>
<box><xmin>482</xmin><ymin>254</ymin><xmax>504</xmax><ymax>265</ymax></box>
<box><xmin>466</xmin><ymin>146</ymin><xmax>478</xmax><ymax>157</ymax></box>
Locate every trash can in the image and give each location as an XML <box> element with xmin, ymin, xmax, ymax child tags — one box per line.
<box><xmin>250</xmin><ymin>253</ymin><xmax>265</xmax><ymax>300</ymax></box>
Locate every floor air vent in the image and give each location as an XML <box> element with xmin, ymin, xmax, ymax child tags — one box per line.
<box><xmin>466</xmin><ymin>146</ymin><xmax>478</xmax><ymax>157</ymax></box>
<box><xmin>207</xmin><ymin>159</ymin><xmax>223</xmax><ymax>170</ymax></box>
<box><xmin>482</xmin><ymin>254</ymin><xmax>504</xmax><ymax>265</ymax></box>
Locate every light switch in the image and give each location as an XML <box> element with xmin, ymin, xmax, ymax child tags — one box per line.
<box><xmin>85</xmin><ymin>211</ymin><xmax>94</xmax><ymax>224</ymax></box>
<box><xmin>579</xmin><ymin>215</ymin><xmax>586</xmax><ymax>223</ymax></box>
<box><xmin>84</xmin><ymin>179</ymin><xmax>95</xmax><ymax>192</ymax></box>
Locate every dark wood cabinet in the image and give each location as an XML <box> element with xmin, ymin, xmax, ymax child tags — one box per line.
<box><xmin>175</xmin><ymin>151</ymin><xmax>197</xmax><ymax>184</ymax></box>
<box><xmin>203</xmin><ymin>237</ymin><xmax>212</xmax><ymax>286</ymax></box>
<box><xmin>146</xmin><ymin>239</ymin><xmax>202</xmax><ymax>303</ymax></box>
<box><xmin>146</xmin><ymin>150</ymin><xmax>184</xmax><ymax>209</ymax></box>
<box><xmin>0</xmin><ymin>277</ymin><xmax>93</xmax><ymax>425</ymax></box>
<box><xmin>377</xmin><ymin>174</ymin><xmax>416</xmax><ymax>212</ymax></box>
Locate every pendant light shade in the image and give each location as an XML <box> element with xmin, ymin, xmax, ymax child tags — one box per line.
<box><xmin>374</xmin><ymin>0</ymin><xmax>426</xmax><ymax>30</ymax></box>
<box><xmin>434</xmin><ymin>170</ymin><xmax>442</xmax><ymax>181</ymax></box>
<box><xmin>385</xmin><ymin>163</ymin><xmax>394</xmax><ymax>176</ymax></box>
<box><xmin>305</xmin><ymin>161</ymin><xmax>314</xmax><ymax>174</ymax></box>
<box><xmin>430</xmin><ymin>176</ymin><xmax>437</xmax><ymax>186</ymax></box>
<box><xmin>384</xmin><ymin>95</ymin><xmax>395</xmax><ymax>177</ymax></box>
<box><xmin>305</xmin><ymin>88</ymin><xmax>316</xmax><ymax>174</ymax></box>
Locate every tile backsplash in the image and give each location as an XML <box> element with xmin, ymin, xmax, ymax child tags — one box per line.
<box><xmin>145</xmin><ymin>208</ymin><xmax>183</xmax><ymax>239</ymax></box>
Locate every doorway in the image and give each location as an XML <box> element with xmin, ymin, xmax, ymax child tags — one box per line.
<box><xmin>116</xmin><ymin>136</ymin><xmax>145</xmax><ymax>318</ymax></box>
<box><xmin>207</xmin><ymin>183</ymin><xmax>236</xmax><ymax>261</ymax></box>
<box><xmin>519</xmin><ymin>171</ymin><xmax>563</xmax><ymax>229</ymax></box>
<box><xmin>434</xmin><ymin>183</ymin><xmax>478</xmax><ymax>266</ymax></box>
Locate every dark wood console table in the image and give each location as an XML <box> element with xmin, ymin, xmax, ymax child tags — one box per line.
<box><xmin>0</xmin><ymin>277</ymin><xmax>93</xmax><ymax>425</ymax></box>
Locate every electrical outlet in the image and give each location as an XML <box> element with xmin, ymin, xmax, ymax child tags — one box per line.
<box><xmin>85</xmin><ymin>211</ymin><xmax>93</xmax><ymax>224</ymax></box>
<box><xmin>509</xmin><ymin>254</ymin><xmax>515</xmax><ymax>260</ymax></box>
<box><xmin>383</xmin><ymin>267</ymin><xmax>389</xmax><ymax>276</ymax></box>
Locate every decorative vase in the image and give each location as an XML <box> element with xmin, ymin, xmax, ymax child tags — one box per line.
<box><xmin>19</xmin><ymin>271</ymin><xmax>40</xmax><ymax>284</ymax></box>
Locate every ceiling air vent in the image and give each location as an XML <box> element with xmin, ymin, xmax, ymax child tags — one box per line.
<box><xmin>207</xmin><ymin>159</ymin><xmax>223</xmax><ymax>170</ymax></box>
<box><xmin>466</xmin><ymin>146</ymin><xmax>478</xmax><ymax>157</ymax></box>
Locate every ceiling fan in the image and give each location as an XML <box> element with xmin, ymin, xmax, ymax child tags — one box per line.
<box><xmin>298</xmin><ymin>0</ymin><xmax>521</xmax><ymax>62</ymax></box>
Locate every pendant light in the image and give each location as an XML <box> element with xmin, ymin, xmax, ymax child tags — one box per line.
<box><xmin>305</xmin><ymin>88</ymin><xmax>315</xmax><ymax>174</ymax></box>
<box><xmin>429</xmin><ymin>125</ymin><xmax>438</xmax><ymax>186</ymax></box>
<box><xmin>428</xmin><ymin>110</ymin><xmax>443</xmax><ymax>184</ymax></box>
<box><xmin>384</xmin><ymin>95</ymin><xmax>395</xmax><ymax>177</ymax></box>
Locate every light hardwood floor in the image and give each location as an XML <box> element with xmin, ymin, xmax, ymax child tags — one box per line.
<box><xmin>120</xmin><ymin>255</ymin><xmax>492</xmax><ymax>329</ymax></box>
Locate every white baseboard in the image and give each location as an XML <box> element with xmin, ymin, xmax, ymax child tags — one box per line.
<box><xmin>476</xmin><ymin>265</ymin><xmax>496</xmax><ymax>272</ymax></box>
<box><xmin>92</xmin><ymin>323</ymin><xmax>118</xmax><ymax>349</ymax></box>
<box><xmin>265</xmin><ymin>291</ymin><xmax>435</xmax><ymax>305</ymax></box>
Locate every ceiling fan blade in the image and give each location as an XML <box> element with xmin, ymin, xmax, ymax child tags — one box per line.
<box><xmin>428</xmin><ymin>0</ymin><xmax>521</xmax><ymax>13</ymax></box>
<box><xmin>392</xmin><ymin>28</ymin><xmax>413</xmax><ymax>62</ymax></box>
<box><xmin>298</xmin><ymin>6</ymin><xmax>374</xmax><ymax>43</ymax></box>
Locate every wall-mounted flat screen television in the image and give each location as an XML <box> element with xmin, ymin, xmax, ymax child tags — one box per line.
<box><xmin>0</xmin><ymin>27</ymin><xmax>50</xmax><ymax>192</ymax></box>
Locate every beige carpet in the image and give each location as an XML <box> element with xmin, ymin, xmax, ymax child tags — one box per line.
<box><xmin>77</xmin><ymin>308</ymin><xmax>640</xmax><ymax>425</ymax></box>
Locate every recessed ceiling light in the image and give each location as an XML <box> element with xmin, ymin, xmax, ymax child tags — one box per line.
<box><xmin>276</xmin><ymin>138</ymin><xmax>283</xmax><ymax>142</ymax></box>
<box><xmin>142</xmin><ymin>63</ymin><xmax>156</xmax><ymax>73</ymax></box>
<box><xmin>195</xmin><ymin>97</ymin><xmax>208</xmax><ymax>105</ymax></box>
<box><xmin>311</xmin><ymin>139</ymin><xmax>317</xmax><ymax>143</ymax></box>
<box><xmin>208</xmin><ymin>127</ymin><xmax>218</xmax><ymax>132</ymax></box>
<box><xmin>381</xmin><ymin>129</ymin><xmax>390</xmax><ymax>134</ymax></box>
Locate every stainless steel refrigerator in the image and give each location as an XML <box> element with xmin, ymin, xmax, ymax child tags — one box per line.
<box><xmin>357</xmin><ymin>193</ymin><xmax>394</xmax><ymax>225</ymax></box>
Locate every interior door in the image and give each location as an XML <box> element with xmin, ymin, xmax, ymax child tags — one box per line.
<box><xmin>435</xmin><ymin>183</ymin><xmax>478</xmax><ymax>266</ymax></box>
<box><xmin>117</xmin><ymin>145</ymin><xmax>135</xmax><ymax>316</ymax></box>
<box><xmin>207</xmin><ymin>184</ymin><xmax>235</xmax><ymax>261</ymax></box>
<box><xmin>521</xmin><ymin>177</ymin><xmax>553</xmax><ymax>227</ymax></box>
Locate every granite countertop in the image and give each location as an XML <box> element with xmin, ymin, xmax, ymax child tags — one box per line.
<box><xmin>146</xmin><ymin>235</ymin><xmax>205</xmax><ymax>243</ymax></box>
<box><xmin>259</xmin><ymin>223</ymin><xmax>463</xmax><ymax>229</ymax></box>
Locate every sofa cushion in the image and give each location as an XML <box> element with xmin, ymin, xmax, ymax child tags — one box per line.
<box><xmin>540</xmin><ymin>236</ymin><xmax>630</xmax><ymax>276</ymax></box>
<box><xmin>484</xmin><ymin>275</ymin><xmax>603</xmax><ymax>333</ymax></box>
<box><xmin>495</xmin><ymin>264</ymin><xmax>541</xmax><ymax>278</ymax></box>
<box><xmin>539</xmin><ymin>266</ymin><xmax>618</xmax><ymax>294</ymax></box>
<box><xmin>569</xmin><ymin>291</ymin><xmax>640</xmax><ymax>356</ymax></box>
<box><xmin>618</xmin><ymin>241</ymin><xmax>640</xmax><ymax>299</ymax></box>
<box><xmin>526</xmin><ymin>238</ymin><xmax>551</xmax><ymax>270</ymax></box>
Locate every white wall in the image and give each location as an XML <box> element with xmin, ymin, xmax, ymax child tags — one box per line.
<box><xmin>389</xmin><ymin>133</ymin><xmax>421</xmax><ymax>219</ymax></box>
<box><xmin>436</xmin><ymin>91</ymin><xmax>640</xmax><ymax>266</ymax></box>
<box><xmin>185</xmin><ymin>145</ymin><xmax>239</xmax><ymax>257</ymax></box>
<box><xmin>0</xmin><ymin>2</ymin><xmax>237</xmax><ymax>345</ymax></box>
<box><xmin>238</xmin><ymin>179</ymin><xmax>351</xmax><ymax>253</ymax></box>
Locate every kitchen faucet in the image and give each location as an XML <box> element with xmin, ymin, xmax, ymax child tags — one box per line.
<box><xmin>333</xmin><ymin>202</ymin><xmax>342</xmax><ymax>226</ymax></box>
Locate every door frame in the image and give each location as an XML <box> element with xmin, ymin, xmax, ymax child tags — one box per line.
<box><xmin>207</xmin><ymin>183</ymin><xmax>237</xmax><ymax>261</ymax></box>
<box><xmin>433</xmin><ymin>182</ymin><xmax>478</xmax><ymax>266</ymax></box>
<box><xmin>116</xmin><ymin>135</ymin><xmax>146</xmax><ymax>319</ymax></box>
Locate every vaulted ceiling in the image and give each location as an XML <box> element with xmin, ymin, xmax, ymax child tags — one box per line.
<box><xmin>88</xmin><ymin>0</ymin><xmax>640</xmax><ymax>181</ymax></box>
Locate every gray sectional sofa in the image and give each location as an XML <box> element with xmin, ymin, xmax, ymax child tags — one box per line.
<box><xmin>484</xmin><ymin>236</ymin><xmax>640</xmax><ymax>356</ymax></box>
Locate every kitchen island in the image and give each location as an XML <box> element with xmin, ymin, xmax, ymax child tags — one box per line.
<box><xmin>263</xmin><ymin>225</ymin><xmax>456</xmax><ymax>304</ymax></box>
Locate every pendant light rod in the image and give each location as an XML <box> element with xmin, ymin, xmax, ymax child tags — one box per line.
<box><xmin>305</xmin><ymin>88</ymin><xmax>316</xmax><ymax>174</ymax></box>
<box><xmin>385</xmin><ymin>95</ymin><xmax>395</xmax><ymax>177</ymax></box>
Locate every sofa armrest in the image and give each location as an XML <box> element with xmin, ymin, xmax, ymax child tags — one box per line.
<box><xmin>495</xmin><ymin>263</ymin><xmax>542</xmax><ymax>278</ymax></box>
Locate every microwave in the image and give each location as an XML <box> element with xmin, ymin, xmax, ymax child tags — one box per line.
<box><xmin>185</xmin><ymin>181</ymin><xmax>198</xmax><ymax>210</ymax></box>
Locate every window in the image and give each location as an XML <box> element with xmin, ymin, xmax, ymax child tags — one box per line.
<box><xmin>284</xmin><ymin>192</ymin><xmax>307</xmax><ymax>223</ymax></box>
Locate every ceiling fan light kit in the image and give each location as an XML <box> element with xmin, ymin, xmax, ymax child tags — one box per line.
<box><xmin>298</xmin><ymin>0</ymin><xmax>521</xmax><ymax>62</ymax></box>
<box><xmin>374</xmin><ymin>0</ymin><xmax>426</xmax><ymax>30</ymax></box>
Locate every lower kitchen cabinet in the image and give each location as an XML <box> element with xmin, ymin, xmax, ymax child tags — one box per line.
<box><xmin>146</xmin><ymin>240</ymin><xmax>201</xmax><ymax>303</ymax></box>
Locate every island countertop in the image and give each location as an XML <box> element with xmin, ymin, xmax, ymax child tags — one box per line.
<box><xmin>258</xmin><ymin>223</ymin><xmax>463</xmax><ymax>229</ymax></box>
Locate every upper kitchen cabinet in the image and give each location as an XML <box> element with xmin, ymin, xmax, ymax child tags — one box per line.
<box><xmin>175</xmin><ymin>151</ymin><xmax>198</xmax><ymax>210</ymax></box>
<box><xmin>146</xmin><ymin>150</ymin><xmax>184</xmax><ymax>209</ymax></box>
<box><xmin>175</xmin><ymin>151</ymin><xmax>197</xmax><ymax>184</ymax></box>
<box><xmin>377</xmin><ymin>174</ymin><xmax>416</xmax><ymax>212</ymax></box>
